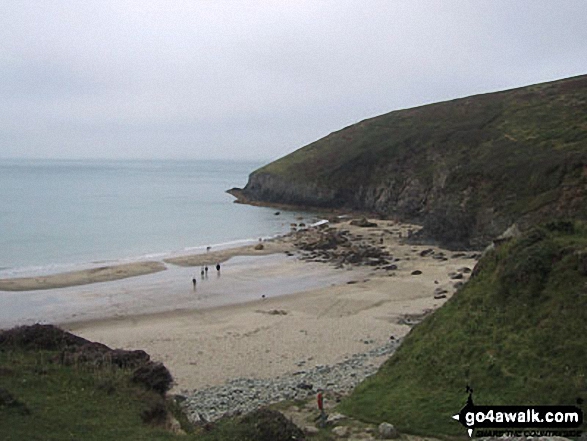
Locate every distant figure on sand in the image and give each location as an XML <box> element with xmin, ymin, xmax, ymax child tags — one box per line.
<box><xmin>206</xmin><ymin>246</ymin><xmax>211</xmax><ymax>252</ymax></box>
<box><xmin>201</xmin><ymin>267</ymin><xmax>205</xmax><ymax>278</ymax></box>
<box><xmin>205</xmin><ymin>266</ymin><xmax>209</xmax><ymax>277</ymax></box>
<box><xmin>216</xmin><ymin>263</ymin><xmax>220</xmax><ymax>272</ymax></box>
<box><xmin>192</xmin><ymin>277</ymin><xmax>197</xmax><ymax>290</ymax></box>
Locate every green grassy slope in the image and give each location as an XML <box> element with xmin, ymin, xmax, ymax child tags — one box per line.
<box><xmin>0</xmin><ymin>327</ymin><xmax>309</xmax><ymax>441</ymax></box>
<box><xmin>240</xmin><ymin>75</ymin><xmax>587</xmax><ymax>248</ymax></box>
<box><xmin>0</xmin><ymin>349</ymin><xmax>178</xmax><ymax>441</ymax></box>
<box><xmin>338</xmin><ymin>221</ymin><xmax>587</xmax><ymax>436</ymax></box>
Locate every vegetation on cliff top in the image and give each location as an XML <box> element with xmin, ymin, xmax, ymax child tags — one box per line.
<box><xmin>240</xmin><ymin>74</ymin><xmax>587</xmax><ymax>249</ymax></box>
<box><xmin>0</xmin><ymin>325</ymin><xmax>306</xmax><ymax>441</ymax></box>
<box><xmin>338</xmin><ymin>221</ymin><xmax>587</xmax><ymax>436</ymax></box>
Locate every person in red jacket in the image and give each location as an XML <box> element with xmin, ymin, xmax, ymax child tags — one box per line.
<box><xmin>315</xmin><ymin>389</ymin><xmax>327</xmax><ymax>427</ymax></box>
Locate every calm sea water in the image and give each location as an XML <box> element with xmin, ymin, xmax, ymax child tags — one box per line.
<box><xmin>0</xmin><ymin>158</ymin><xmax>315</xmax><ymax>277</ymax></box>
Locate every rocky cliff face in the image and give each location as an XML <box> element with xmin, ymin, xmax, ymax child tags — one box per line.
<box><xmin>234</xmin><ymin>75</ymin><xmax>587</xmax><ymax>249</ymax></box>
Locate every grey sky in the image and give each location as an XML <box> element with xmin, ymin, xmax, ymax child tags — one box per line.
<box><xmin>1</xmin><ymin>1</ymin><xmax>586</xmax><ymax>161</ymax></box>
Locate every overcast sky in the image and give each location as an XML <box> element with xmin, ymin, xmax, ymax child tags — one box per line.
<box><xmin>1</xmin><ymin>1</ymin><xmax>586</xmax><ymax>161</ymax></box>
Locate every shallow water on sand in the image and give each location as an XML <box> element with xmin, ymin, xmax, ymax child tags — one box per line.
<box><xmin>0</xmin><ymin>158</ymin><xmax>317</xmax><ymax>277</ymax></box>
<box><xmin>0</xmin><ymin>254</ymin><xmax>370</xmax><ymax>328</ymax></box>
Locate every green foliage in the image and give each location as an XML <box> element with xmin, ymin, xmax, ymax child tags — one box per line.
<box><xmin>246</xmin><ymin>74</ymin><xmax>587</xmax><ymax>248</ymax></box>
<box><xmin>0</xmin><ymin>345</ymin><xmax>308</xmax><ymax>441</ymax></box>
<box><xmin>0</xmin><ymin>349</ymin><xmax>179</xmax><ymax>441</ymax></box>
<box><xmin>339</xmin><ymin>223</ymin><xmax>587</xmax><ymax>436</ymax></box>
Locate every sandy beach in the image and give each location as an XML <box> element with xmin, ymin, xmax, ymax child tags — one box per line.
<box><xmin>0</xmin><ymin>241</ymin><xmax>291</xmax><ymax>292</ymax></box>
<box><xmin>55</xmin><ymin>219</ymin><xmax>478</xmax><ymax>393</ymax></box>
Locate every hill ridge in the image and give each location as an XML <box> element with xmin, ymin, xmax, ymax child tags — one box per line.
<box><xmin>233</xmin><ymin>74</ymin><xmax>587</xmax><ymax>249</ymax></box>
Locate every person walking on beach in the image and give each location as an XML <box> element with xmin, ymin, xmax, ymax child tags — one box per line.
<box><xmin>192</xmin><ymin>277</ymin><xmax>197</xmax><ymax>291</ymax></box>
<box><xmin>216</xmin><ymin>263</ymin><xmax>220</xmax><ymax>273</ymax></box>
<box><xmin>204</xmin><ymin>266</ymin><xmax>209</xmax><ymax>277</ymax></box>
<box><xmin>201</xmin><ymin>267</ymin><xmax>205</xmax><ymax>278</ymax></box>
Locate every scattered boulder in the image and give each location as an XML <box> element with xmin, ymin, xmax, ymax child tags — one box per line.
<box><xmin>350</xmin><ymin>217</ymin><xmax>378</xmax><ymax>228</ymax></box>
<box><xmin>238</xmin><ymin>408</ymin><xmax>305</xmax><ymax>441</ymax></box>
<box><xmin>433</xmin><ymin>288</ymin><xmax>448</xmax><ymax>299</ymax></box>
<box><xmin>304</xmin><ymin>425</ymin><xmax>319</xmax><ymax>435</ymax></box>
<box><xmin>332</xmin><ymin>425</ymin><xmax>349</xmax><ymax>437</ymax></box>
<box><xmin>411</xmin><ymin>270</ymin><xmax>423</xmax><ymax>275</ymax></box>
<box><xmin>293</xmin><ymin>227</ymin><xmax>392</xmax><ymax>268</ymax></box>
<box><xmin>493</xmin><ymin>223</ymin><xmax>521</xmax><ymax>246</ymax></box>
<box><xmin>267</xmin><ymin>309</ymin><xmax>288</xmax><ymax>316</ymax></box>
<box><xmin>326</xmin><ymin>412</ymin><xmax>347</xmax><ymax>424</ymax></box>
<box><xmin>255</xmin><ymin>243</ymin><xmax>265</xmax><ymax>250</ymax></box>
<box><xmin>378</xmin><ymin>421</ymin><xmax>399</xmax><ymax>439</ymax></box>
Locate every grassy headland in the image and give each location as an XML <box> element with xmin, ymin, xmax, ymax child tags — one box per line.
<box><xmin>234</xmin><ymin>74</ymin><xmax>587</xmax><ymax>249</ymax></box>
<box><xmin>338</xmin><ymin>221</ymin><xmax>587</xmax><ymax>436</ymax></box>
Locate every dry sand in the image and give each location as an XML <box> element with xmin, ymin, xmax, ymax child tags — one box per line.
<box><xmin>0</xmin><ymin>261</ymin><xmax>167</xmax><ymax>291</ymax></box>
<box><xmin>66</xmin><ymin>219</ymin><xmax>477</xmax><ymax>393</ymax></box>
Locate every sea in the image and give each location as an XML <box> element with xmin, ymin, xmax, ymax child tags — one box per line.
<box><xmin>0</xmin><ymin>158</ymin><xmax>316</xmax><ymax>279</ymax></box>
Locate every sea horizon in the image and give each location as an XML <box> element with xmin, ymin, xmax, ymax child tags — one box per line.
<box><xmin>0</xmin><ymin>157</ymin><xmax>317</xmax><ymax>279</ymax></box>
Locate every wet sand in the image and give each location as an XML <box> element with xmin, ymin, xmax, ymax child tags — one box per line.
<box><xmin>0</xmin><ymin>253</ymin><xmax>360</xmax><ymax>328</ymax></box>
<box><xmin>0</xmin><ymin>241</ymin><xmax>292</xmax><ymax>292</ymax></box>
<box><xmin>61</xmin><ymin>219</ymin><xmax>478</xmax><ymax>392</ymax></box>
<box><xmin>0</xmin><ymin>261</ymin><xmax>167</xmax><ymax>292</ymax></box>
<box><xmin>163</xmin><ymin>240</ymin><xmax>293</xmax><ymax>267</ymax></box>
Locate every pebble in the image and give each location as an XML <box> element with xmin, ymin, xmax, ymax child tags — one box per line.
<box><xmin>180</xmin><ymin>339</ymin><xmax>402</xmax><ymax>423</ymax></box>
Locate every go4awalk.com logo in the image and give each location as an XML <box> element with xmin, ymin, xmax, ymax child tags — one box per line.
<box><xmin>452</xmin><ymin>387</ymin><xmax>584</xmax><ymax>438</ymax></box>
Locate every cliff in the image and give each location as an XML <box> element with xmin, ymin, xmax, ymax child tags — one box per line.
<box><xmin>232</xmin><ymin>75</ymin><xmax>587</xmax><ymax>249</ymax></box>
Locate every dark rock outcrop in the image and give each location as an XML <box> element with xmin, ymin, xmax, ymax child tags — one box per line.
<box><xmin>0</xmin><ymin>325</ymin><xmax>173</xmax><ymax>396</ymax></box>
<box><xmin>231</xmin><ymin>75</ymin><xmax>587</xmax><ymax>249</ymax></box>
<box><xmin>238</xmin><ymin>408</ymin><xmax>306</xmax><ymax>441</ymax></box>
<box><xmin>131</xmin><ymin>362</ymin><xmax>174</xmax><ymax>395</ymax></box>
<box><xmin>350</xmin><ymin>217</ymin><xmax>378</xmax><ymax>228</ymax></box>
<box><xmin>0</xmin><ymin>324</ymin><xmax>89</xmax><ymax>350</ymax></box>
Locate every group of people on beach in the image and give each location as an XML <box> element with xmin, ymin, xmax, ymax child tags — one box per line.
<box><xmin>192</xmin><ymin>263</ymin><xmax>221</xmax><ymax>290</ymax></box>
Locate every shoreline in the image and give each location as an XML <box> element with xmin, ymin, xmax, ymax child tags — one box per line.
<box><xmin>62</xmin><ymin>218</ymin><xmax>478</xmax><ymax>393</ymax></box>
<box><xmin>0</xmin><ymin>261</ymin><xmax>167</xmax><ymax>292</ymax></box>
<box><xmin>0</xmin><ymin>236</ymin><xmax>295</xmax><ymax>292</ymax></box>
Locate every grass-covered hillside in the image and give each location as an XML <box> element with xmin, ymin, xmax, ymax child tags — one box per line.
<box><xmin>338</xmin><ymin>221</ymin><xmax>587</xmax><ymax>436</ymax></box>
<box><xmin>235</xmin><ymin>75</ymin><xmax>587</xmax><ymax>249</ymax></box>
<box><xmin>0</xmin><ymin>325</ymin><xmax>305</xmax><ymax>441</ymax></box>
